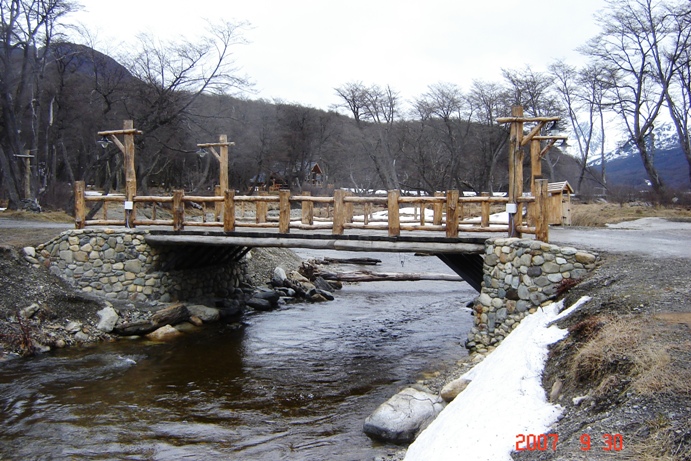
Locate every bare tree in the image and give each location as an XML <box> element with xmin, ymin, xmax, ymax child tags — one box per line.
<box><xmin>583</xmin><ymin>0</ymin><xmax>671</xmax><ymax>196</ymax></box>
<box><xmin>466</xmin><ymin>80</ymin><xmax>511</xmax><ymax>192</ymax></box>
<box><xmin>0</xmin><ymin>0</ymin><xmax>76</xmax><ymax>208</ymax></box>
<box><xmin>501</xmin><ymin>66</ymin><xmax>563</xmax><ymax>182</ymax></box>
<box><xmin>122</xmin><ymin>21</ymin><xmax>251</xmax><ymax>195</ymax></box>
<box><xmin>658</xmin><ymin>1</ymin><xmax>691</xmax><ymax>187</ymax></box>
<box><xmin>334</xmin><ymin>82</ymin><xmax>402</xmax><ymax>190</ymax></box>
<box><xmin>549</xmin><ymin>60</ymin><xmax>610</xmax><ymax>191</ymax></box>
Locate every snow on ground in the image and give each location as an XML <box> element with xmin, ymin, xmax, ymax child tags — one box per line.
<box><xmin>404</xmin><ymin>296</ymin><xmax>591</xmax><ymax>461</ymax></box>
<box><xmin>350</xmin><ymin>207</ymin><xmax>510</xmax><ymax>226</ymax></box>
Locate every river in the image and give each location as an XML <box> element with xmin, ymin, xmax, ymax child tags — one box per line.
<box><xmin>0</xmin><ymin>250</ymin><xmax>475</xmax><ymax>460</ymax></box>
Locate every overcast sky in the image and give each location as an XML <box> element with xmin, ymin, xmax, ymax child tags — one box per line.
<box><xmin>66</xmin><ymin>0</ymin><xmax>609</xmax><ymax>111</ymax></box>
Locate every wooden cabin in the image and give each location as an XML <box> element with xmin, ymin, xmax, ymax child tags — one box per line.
<box><xmin>307</xmin><ymin>162</ymin><xmax>324</xmax><ymax>186</ymax></box>
<box><xmin>547</xmin><ymin>181</ymin><xmax>574</xmax><ymax>226</ymax></box>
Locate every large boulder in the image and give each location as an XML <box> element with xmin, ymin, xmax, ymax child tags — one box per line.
<box><xmin>96</xmin><ymin>306</ymin><xmax>119</xmax><ymax>333</ymax></box>
<box><xmin>186</xmin><ymin>304</ymin><xmax>221</xmax><ymax>323</ymax></box>
<box><xmin>363</xmin><ymin>387</ymin><xmax>445</xmax><ymax>444</ymax></box>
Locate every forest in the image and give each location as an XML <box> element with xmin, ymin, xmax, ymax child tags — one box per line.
<box><xmin>1</xmin><ymin>0</ymin><xmax>690</xmax><ymax>211</ymax></box>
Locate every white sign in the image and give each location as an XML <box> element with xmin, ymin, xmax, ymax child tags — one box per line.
<box><xmin>124</xmin><ymin>201</ymin><xmax>134</xmax><ymax>210</ymax></box>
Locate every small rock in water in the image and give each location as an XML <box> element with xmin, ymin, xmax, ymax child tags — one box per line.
<box><xmin>146</xmin><ymin>325</ymin><xmax>183</xmax><ymax>341</ymax></box>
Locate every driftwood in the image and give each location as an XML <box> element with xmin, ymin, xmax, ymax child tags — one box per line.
<box><xmin>114</xmin><ymin>303</ymin><xmax>190</xmax><ymax>336</ymax></box>
<box><xmin>151</xmin><ymin>303</ymin><xmax>189</xmax><ymax>326</ymax></box>
<box><xmin>313</xmin><ymin>257</ymin><xmax>382</xmax><ymax>266</ymax></box>
<box><xmin>315</xmin><ymin>269</ymin><xmax>463</xmax><ymax>283</ymax></box>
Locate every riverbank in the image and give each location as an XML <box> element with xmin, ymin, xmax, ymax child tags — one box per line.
<box><xmin>398</xmin><ymin>251</ymin><xmax>690</xmax><ymax>461</ymax></box>
<box><xmin>1</xmin><ymin>217</ymin><xmax>689</xmax><ymax>460</ymax></box>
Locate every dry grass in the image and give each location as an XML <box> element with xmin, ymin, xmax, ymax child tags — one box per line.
<box><xmin>570</xmin><ymin>317</ymin><xmax>691</xmax><ymax>397</ymax></box>
<box><xmin>570</xmin><ymin>202</ymin><xmax>691</xmax><ymax>227</ymax></box>
<box><xmin>0</xmin><ymin>209</ymin><xmax>73</xmax><ymax>223</ymax></box>
<box><xmin>628</xmin><ymin>414</ymin><xmax>690</xmax><ymax>461</ymax></box>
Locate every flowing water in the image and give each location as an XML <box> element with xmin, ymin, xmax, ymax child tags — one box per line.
<box><xmin>0</xmin><ymin>251</ymin><xmax>475</xmax><ymax>460</ymax></box>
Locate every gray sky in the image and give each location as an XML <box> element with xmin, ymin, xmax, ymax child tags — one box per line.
<box><xmin>67</xmin><ymin>0</ymin><xmax>608</xmax><ymax>111</ymax></box>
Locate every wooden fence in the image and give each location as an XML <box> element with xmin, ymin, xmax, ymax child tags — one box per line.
<box><xmin>74</xmin><ymin>179</ymin><xmax>551</xmax><ymax>241</ymax></box>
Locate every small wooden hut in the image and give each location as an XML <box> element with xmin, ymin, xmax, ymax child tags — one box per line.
<box><xmin>547</xmin><ymin>181</ymin><xmax>574</xmax><ymax>225</ymax></box>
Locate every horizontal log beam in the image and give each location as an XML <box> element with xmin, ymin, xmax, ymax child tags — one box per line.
<box><xmin>145</xmin><ymin>234</ymin><xmax>485</xmax><ymax>254</ymax></box>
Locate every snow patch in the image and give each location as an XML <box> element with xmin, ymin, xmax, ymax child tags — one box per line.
<box><xmin>404</xmin><ymin>296</ymin><xmax>591</xmax><ymax>461</ymax></box>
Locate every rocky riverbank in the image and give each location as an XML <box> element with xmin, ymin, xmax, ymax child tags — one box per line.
<box><xmin>0</xmin><ymin>241</ymin><xmax>334</xmax><ymax>359</ymax></box>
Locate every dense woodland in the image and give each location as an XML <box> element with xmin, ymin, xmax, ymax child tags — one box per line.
<box><xmin>1</xmin><ymin>0</ymin><xmax>691</xmax><ymax>211</ymax></box>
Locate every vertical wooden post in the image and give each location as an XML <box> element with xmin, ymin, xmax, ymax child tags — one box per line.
<box><xmin>256</xmin><ymin>191</ymin><xmax>268</xmax><ymax>224</ymax></box>
<box><xmin>481</xmin><ymin>192</ymin><xmax>491</xmax><ymax>228</ymax></box>
<box><xmin>123</xmin><ymin>120</ymin><xmax>137</xmax><ymax>228</ymax></box>
<box><xmin>345</xmin><ymin>191</ymin><xmax>354</xmax><ymax>224</ymax></box>
<box><xmin>219</xmin><ymin>134</ymin><xmax>229</xmax><ymax>194</ymax></box>
<box><xmin>364</xmin><ymin>202</ymin><xmax>371</xmax><ymax>225</ymax></box>
<box><xmin>508</xmin><ymin>106</ymin><xmax>524</xmax><ymax>238</ymax></box>
<box><xmin>535</xmin><ymin>179</ymin><xmax>549</xmax><ymax>242</ymax></box>
<box><xmin>387</xmin><ymin>190</ymin><xmax>400</xmax><ymax>237</ymax></box>
<box><xmin>22</xmin><ymin>152</ymin><xmax>31</xmax><ymax>199</ymax></box>
<box><xmin>445</xmin><ymin>190</ymin><xmax>459</xmax><ymax>238</ymax></box>
<box><xmin>333</xmin><ymin>189</ymin><xmax>346</xmax><ymax>235</ymax></box>
<box><xmin>214</xmin><ymin>185</ymin><xmax>222</xmax><ymax>222</ymax></box>
<box><xmin>224</xmin><ymin>189</ymin><xmax>235</xmax><ymax>232</ymax></box>
<box><xmin>74</xmin><ymin>181</ymin><xmax>86</xmax><ymax>229</ymax></box>
<box><xmin>530</xmin><ymin>138</ymin><xmax>542</xmax><ymax>196</ymax></box>
<box><xmin>528</xmin><ymin>138</ymin><xmax>543</xmax><ymax>226</ymax></box>
<box><xmin>419</xmin><ymin>202</ymin><xmax>426</xmax><ymax>226</ymax></box>
<box><xmin>301</xmin><ymin>191</ymin><xmax>313</xmax><ymax>225</ymax></box>
<box><xmin>279</xmin><ymin>189</ymin><xmax>291</xmax><ymax>234</ymax></box>
<box><xmin>173</xmin><ymin>189</ymin><xmax>184</xmax><ymax>231</ymax></box>
<box><xmin>433</xmin><ymin>191</ymin><xmax>444</xmax><ymax>225</ymax></box>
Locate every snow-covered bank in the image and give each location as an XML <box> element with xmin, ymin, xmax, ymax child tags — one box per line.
<box><xmin>404</xmin><ymin>296</ymin><xmax>591</xmax><ymax>461</ymax></box>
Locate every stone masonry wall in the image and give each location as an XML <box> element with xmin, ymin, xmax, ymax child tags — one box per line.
<box><xmin>27</xmin><ymin>229</ymin><xmax>249</xmax><ymax>303</ymax></box>
<box><xmin>466</xmin><ymin>238</ymin><xmax>598</xmax><ymax>354</ymax></box>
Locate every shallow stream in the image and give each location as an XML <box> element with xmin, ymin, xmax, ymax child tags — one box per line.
<box><xmin>0</xmin><ymin>250</ymin><xmax>475</xmax><ymax>460</ymax></box>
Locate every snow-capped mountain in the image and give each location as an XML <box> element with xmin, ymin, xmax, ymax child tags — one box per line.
<box><xmin>585</xmin><ymin>121</ymin><xmax>680</xmax><ymax>167</ymax></box>
<box><xmin>577</xmin><ymin>122</ymin><xmax>689</xmax><ymax>189</ymax></box>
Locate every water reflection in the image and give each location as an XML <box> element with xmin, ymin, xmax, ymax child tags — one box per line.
<box><xmin>0</xmin><ymin>251</ymin><xmax>475</xmax><ymax>460</ymax></box>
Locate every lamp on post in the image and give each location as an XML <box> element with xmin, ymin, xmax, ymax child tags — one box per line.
<box><xmin>196</xmin><ymin>134</ymin><xmax>234</xmax><ymax>220</ymax></box>
<box><xmin>97</xmin><ymin>120</ymin><xmax>142</xmax><ymax>228</ymax></box>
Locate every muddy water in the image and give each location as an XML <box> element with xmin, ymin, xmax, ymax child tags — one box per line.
<box><xmin>0</xmin><ymin>251</ymin><xmax>475</xmax><ymax>460</ymax></box>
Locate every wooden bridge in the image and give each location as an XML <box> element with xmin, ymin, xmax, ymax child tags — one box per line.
<box><xmin>73</xmin><ymin>180</ymin><xmax>552</xmax><ymax>292</ymax></box>
<box><xmin>74</xmin><ymin>106</ymin><xmax>563</xmax><ymax>292</ymax></box>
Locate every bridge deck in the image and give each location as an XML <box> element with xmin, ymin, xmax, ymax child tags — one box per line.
<box><xmin>145</xmin><ymin>229</ymin><xmax>487</xmax><ymax>254</ymax></box>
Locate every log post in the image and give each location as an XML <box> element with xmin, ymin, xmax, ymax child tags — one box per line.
<box><xmin>419</xmin><ymin>202</ymin><xmax>426</xmax><ymax>226</ymax></box>
<box><xmin>481</xmin><ymin>192</ymin><xmax>491</xmax><ymax>228</ymax></box>
<box><xmin>333</xmin><ymin>189</ymin><xmax>346</xmax><ymax>235</ymax></box>
<box><xmin>214</xmin><ymin>185</ymin><xmax>222</xmax><ymax>221</ymax></box>
<box><xmin>256</xmin><ymin>191</ymin><xmax>268</xmax><ymax>224</ymax></box>
<box><xmin>301</xmin><ymin>191</ymin><xmax>313</xmax><ymax>225</ymax></box>
<box><xmin>535</xmin><ymin>179</ymin><xmax>549</xmax><ymax>242</ymax></box>
<box><xmin>508</xmin><ymin>106</ymin><xmax>524</xmax><ymax>238</ymax></box>
<box><xmin>279</xmin><ymin>189</ymin><xmax>291</xmax><ymax>234</ymax></box>
<box><xmin>173</xmin><ymin>190</ymin><xmax>184</xmax><ymax>231</ymax></box>
<box><xmin>224</xmin><ymin>189</ymin><xmax>235</xmax><ymax>232</ymax></box>
<box><xmin>529</xmin><ymin>139</ymin><xmax>543</xmax><ymax>226</ymax></box>
<box><xmin>433</xmin><ymin>191</ymin><xmax>444</xmax><ymax>225</ymax></box>
<box><xmin>445</xmin><ymin>190</ymin><xmax>459</xmax><ymax>238</ymax></box>
<box><xmin>74</xmin><ymin>181</ymin><xmax>86</xmax><ymax>229</ymax></box>
<box><xmin>387</xmin><ymin>190</ymin><xmax>400</xmax><ymax>237</ymax></box>
<box><xmin>364</xmin><ymin>202</ymin><xmax>371</xmax><ymax>225</ymax></box>
<box><xmin>345</xmin><ymin>191</ymin><xmax>354</xmax><ymax>223</ymax></box>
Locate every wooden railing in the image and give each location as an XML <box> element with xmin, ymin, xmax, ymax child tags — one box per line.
<box><xmin>74</xmin><ymin>179</ymin><xmax>551</xmax><ymax>241</ymax></box>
